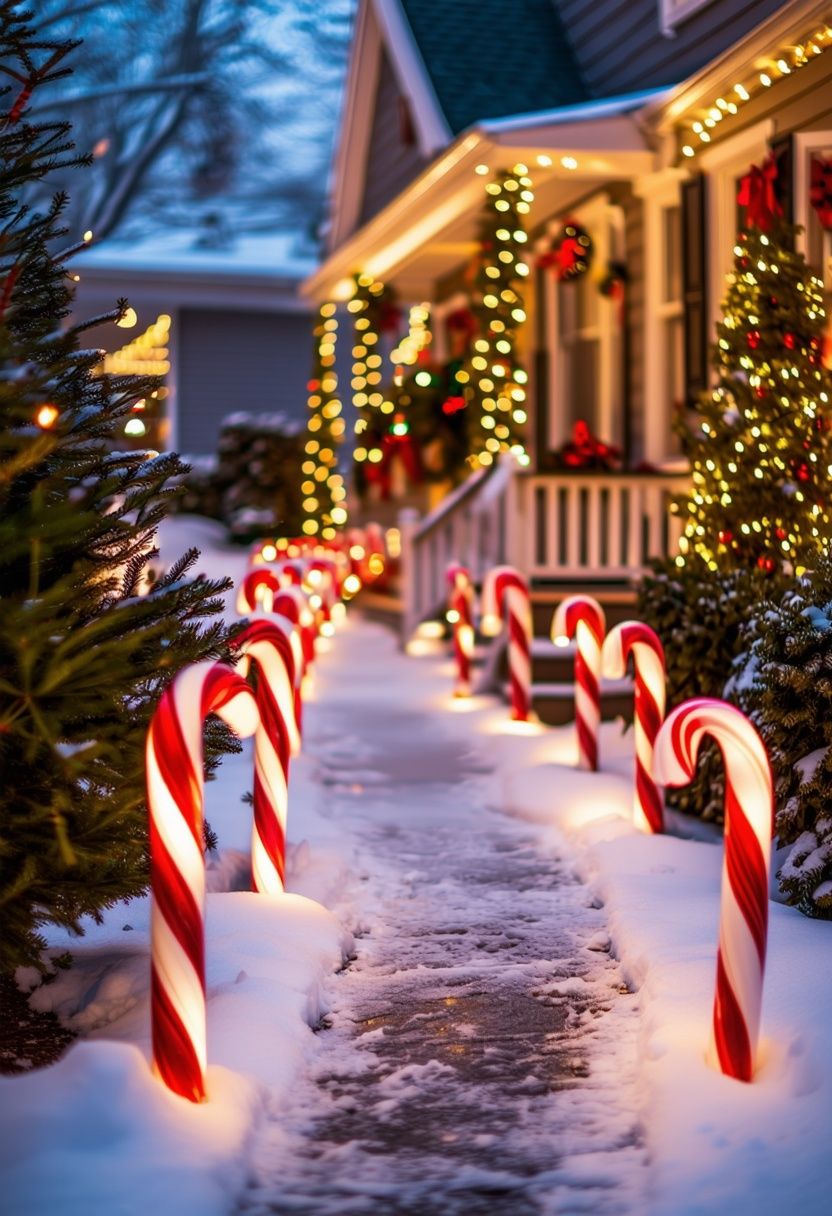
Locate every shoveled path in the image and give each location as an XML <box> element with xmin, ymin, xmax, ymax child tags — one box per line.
<box><xmin>240</xmin><ymin>619</ymin><xmax>645</xmax><ymax>1215</ymax></box>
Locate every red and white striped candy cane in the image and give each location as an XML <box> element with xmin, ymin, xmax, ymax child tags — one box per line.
<box><xmin>277</xmin><ymin>559</ymin><xmax>306</xmax><ymax>586</ymax></box>
<box><xmin>234</xmin><ymin>620</ymin><xmax>296</xmax><ymax>894</ymax></box>
<box><xmin>653</xmin><ymin>698</ymin><xmax>773</xmax><ymax>1083</ymax></box>
<box><xmin>264</xmin><ymin>610</ymin><xmax>305</xmax><ymax>741</ymax></box>
<box><xmin>274</xmin><ymin>586</ymin><xmax>316</xmax><ymax>670</ymax></box>
<box><xmin>602</xmin><ymin>621</ymin><xmax>666</xmax><ymax>833</ymax></box>
<box><xmin>552</xmin><ymin>595</ymin><xmax>606</xmax><ymax>771</ymax></box>
<box><xmin>146</xmin><ymin>661</ymin><xmax>259</xmax><ymax>1102</ymax></box>
<box><xmin>236</xmin><ymin>568</ymin><xmax>280</xmax><ymax>615</ymax></box>
<box><xmin>481</xmin><ymin>566</ymin><xmax>532</xmax><ymax>722</ymax></box>
<box><xmin>446</xmin><ymin>564</ymin><xmax>474</xmax><ymax>697</ymax></box>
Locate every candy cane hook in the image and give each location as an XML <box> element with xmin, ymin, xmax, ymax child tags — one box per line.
<box><xmin>446</xmin><ymin>564</ymin><xmax>475</xmax><ymax>697</ymax></box>
<box><xmin>147</xmin><ymin>661</ymin><xmax>259</xmax><ymax>1101</ymax></box>
<box><xmin>233</xmin><ymin>621</ymin><xmax>296</xmax><ymax>894</ymax></box>
<box><xmin>237</xmin><ymin>568</ymin><xmax>280</xmax><ymax>615</ymax></box>
<box><xmin>481</xmin><ymin>565</ymin><xmax>532</xmax><ymax>721</ymax></box>
<box><xmin>653</xmin><ymin>698</ymin><xmax>773</xmax><ymax>1082</ymax></box>
<box><xmin>602</xmin><ymin>621</ymin><xmax>666</xmax><ymax>833</ymax></box>
<box><xmin>552</xmin><ymin>595</ymin><xmax>606</xmax><ymax>770</ymax></box>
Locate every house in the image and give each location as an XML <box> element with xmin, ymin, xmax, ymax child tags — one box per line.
<box><xmin>304</xmin><ymin>0</ymin><xmax>832</xmax><ymax>670</ymax></box>
<box><xmin>73</xmin><ymin>229</ymin><xmax>314</xmax><ymax>457</ymax></box>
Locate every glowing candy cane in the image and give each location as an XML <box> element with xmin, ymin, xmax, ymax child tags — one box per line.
<box><xmin>481</xmin><ymin>566</ymin><xmax>532</xmax><ymax>721</ymax></box>
<box><xmin>446</xmin><ymin>564</ymin><xmax>475</xmax><ymax>697</ymax></box>
<box><xmin>236</xmin><ymin>568</ymin><xmax>280</xmax><ymax>615</ymax></box>
<box><xmin>552</xmin><ymin>595</ymin><xmax>606</xmax><ymax>771</ymax></box>
<box><xmin>146</xmin><ymin>661</ymin><xmax>259</xmax><ymax>1101</ymax></box>
<box><xmin>234</xmin><ymin>620</ymin><xmax>296</xmax><ymax>894</ymax></box>
<box><xmin>274</xmin><ymin>587</ymin><xmax>316</xmax><ymax>671</ymax></box>
<box><xmin>653</xmin><ymin>698</ymin><xmax>773</xmax><ymax>1082</ymax></box>
<box><xmin>277</xmin><ymin>559</ymin><xmax>305</xmax><ymax>586</ymax></box>
<box><xmin>601</xmin><ymin>621</ymin><xmax>666</xmax><ymax>833</ymax></box>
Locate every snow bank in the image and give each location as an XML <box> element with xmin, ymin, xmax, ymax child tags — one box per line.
<box><xmin>498</xmin><ymin>742</ymin><xmax>832</xmax><ymax>1215</ymax></box>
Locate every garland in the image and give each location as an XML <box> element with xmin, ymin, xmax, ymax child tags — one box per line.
<box><xmin>301</xmin><ymin>302</ymin><xmax>347</xmax><ymax>540</ymax></box>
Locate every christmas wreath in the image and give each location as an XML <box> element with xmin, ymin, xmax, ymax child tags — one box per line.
<box><xmin>539</xmin><ymin>220</ymin><xmax>594</xmax><ymax>281</ymax></box>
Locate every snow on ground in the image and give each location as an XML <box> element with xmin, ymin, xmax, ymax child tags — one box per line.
<box><xmin>2</xmin><ymin>516</ymin><xmax>831</xmax><ymax>1214</ymax></box>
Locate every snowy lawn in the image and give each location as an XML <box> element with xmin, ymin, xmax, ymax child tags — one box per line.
<box><xmin>2</xmin><ymin>517</ymin><xmax>831</xmax><ymax>1214</ymax></box>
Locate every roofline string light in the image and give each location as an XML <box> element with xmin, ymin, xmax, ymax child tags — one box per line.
<box><xmin>302</xmin><ymin>302</ymin><xmax>347</xmax><ymax>540</ymax></box>
<box><xmin>465</xmin><ymin>164</ymin><xmax>533</xmax><ymax>469</ymax></box>
<box><xmin>679</xmin><ymin>24</ymin><xmax>832</xmax><ymax>160</ymax></box>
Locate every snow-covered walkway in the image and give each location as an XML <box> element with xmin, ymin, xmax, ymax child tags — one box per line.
<box><xmin>241</xmin><ymin>619</ymin><xmax>646</xmax><ymax>1215</ymax></box>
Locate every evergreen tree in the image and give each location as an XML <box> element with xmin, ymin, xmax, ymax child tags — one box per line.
<box><xmin>675</xmin><ymin>159</ymin><xmax>832</xmax><ymax>576</ymax></box>
<box><xmin>0</xmin><ymin>5</ymin><xmax>238</xmax><ymax>972</ymax></box>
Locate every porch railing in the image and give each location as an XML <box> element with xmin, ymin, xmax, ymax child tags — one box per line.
<box><xmin>511</xmin><ymin>471</ymin><xmax>690</xmax><ymax>582</ymax></box>
<box><xmin>398</xmin><ymin>463</ymin><xmax>690</xmax><ymax>637</ymax></box>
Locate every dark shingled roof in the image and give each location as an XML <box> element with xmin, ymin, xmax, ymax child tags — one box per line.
<box><xmin>399</xmin><ymin>0</ymin><xmax>589</xmax><ymax>135</ymax></box>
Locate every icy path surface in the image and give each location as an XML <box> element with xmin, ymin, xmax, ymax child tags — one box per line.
<box><xmin>241</xmin><ymin>620</ymin><xmax>646</xmax><ymax>1215</ymax></box>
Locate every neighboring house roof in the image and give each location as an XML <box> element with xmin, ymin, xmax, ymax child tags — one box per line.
<box><xmin>398</xmin><ymin>0</ymin><xmax>589</xmax><ymax>134</ymax></box>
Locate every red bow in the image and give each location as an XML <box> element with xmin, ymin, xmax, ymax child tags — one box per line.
<box><xmin>810</xmin><ymin>156</ymin><xmax>832</xmax><ymax>230</ymax></box>
<box><xmin>364</xmin><ymin>433</ymin><xmax>423</xmax><ymax>500</ymax></box>
<box><xmin>737</xmin><ymin>155</ymin><xmax>781</xmax><ymax>232</ymax></box>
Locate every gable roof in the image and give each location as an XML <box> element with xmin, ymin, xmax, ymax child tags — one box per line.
<box><xmin>398</xmin><ymin>0</ymin><xmax>589</xmax><ymax>135</ymax></box>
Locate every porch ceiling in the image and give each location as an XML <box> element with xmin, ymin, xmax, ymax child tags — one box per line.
<box><xmin>303</xmin><ymin>101</ymin><xmax>657</xmax><ymax>302</ymax></box>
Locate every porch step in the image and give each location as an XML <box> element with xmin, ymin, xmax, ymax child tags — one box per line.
<box><xmin>530</xmin><ymin>679</ymin><xmax>634</xmax><ymax>728</ymax></box>
<box><xmin>529</xmin><ymin>585</ymin><xmax>639</xmax><ymax>635</ymax></box>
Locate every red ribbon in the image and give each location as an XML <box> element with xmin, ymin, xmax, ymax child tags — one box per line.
<box><xmin>365</xmin><ymin>433</ymin><xmax>424</xmax><ymax>500</ymax></box>
<box><xmin>737</xmin><ymin>155</ymin><xmax>781</xmax><ymax>232</ymax></box>
<box><xmin>810</xmin><ymin>156</ymin><xmax>832</xmax><ymax>230</ymax></box>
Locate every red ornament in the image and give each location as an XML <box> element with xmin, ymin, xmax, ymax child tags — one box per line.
<box><xmin>775</xmin><ymin>527</ymin><xmax>786</xmax><ymax>540</ymax></box>
<box><xmin>747</xmin><ymin>330</ymin><xmax>761</xmax><ymax>350</ymax></box>
<box><xmin>718</xmin><ymin>530</ymin><xmax>733</xmax><ymax>545</ymax></box>
<box><xmin>442</xmin><ymin>395</ymin><xmax>466</xmax><ymax>415</ymax></box>
<box><xmin>307</xmin><ymin>378</ymin><xmax>321</xmax><ymax>392</ymax></box>
<box><xmin>757</xmin><ymin>555</ymin><xmax>776</xmax><ymax>573</ymax></box>
<box><xmin>795</xmin><ymin>462</ymin><xmax>811</xmax><ymax>482</ymax></box>
<box><xmin>783</xmin><ymin>332</ymin><xmax>796</xmax><ymax>350</ymax></box>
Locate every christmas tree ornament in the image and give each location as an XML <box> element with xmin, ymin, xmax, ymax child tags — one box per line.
<box><xmin>653</xmin><ymin>698</ymin><xmax>773</xmax><ymax>1082</ymax></box>
<box><xmin>234</xmin><ymin>621</ymin><xmax>298</xmax><ymax>894</ymax></box>
<box><xmin>552</xmin><ymin>595</ymin><xmax>606</xmax><ymax>771</ymax></box>
<box><xmin>481</xmin><ymin>565</ymin><xmax>532</xmax><ymax>721</ymax></box>
<box><xmin>146</xmin><ymin>662</ymin><xmax>259</xmax><ymax>1101</ymax></box>
<box><xmin>446</xmin><ymin>564</ymin><xmax>475</xmax><ymax>697</ymax></box>
<box><xmin>602</xmin><ymin>622</ymin><xmax>666</xmax><ymax>833</ymax></box>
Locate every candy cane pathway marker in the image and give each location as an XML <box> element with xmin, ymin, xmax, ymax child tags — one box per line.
<box><xmin>446</xmin><ymin>564</ymin><xmax>475</xmax><ymax>697</ymax></box>
<box><xmin>237</xmin><ymin>567</ymin><xmax>280</xmax><ymax>615</ymax></box>
<box><xmin>653</xmin><ymin>698</ymin><xmax>773</xmax><ymax>1083</ymax></box>
<box><xmin>602</xmin><ymin>621</ymin><xmax>666</xmax><ymax>833</ymax></box>
<box><xmin>481</xmin><ymin>566</ymin><xmax>532</xmax><ymax>721</ymax></box>
<box><xmin>234</xmin><ymin>620</ymin><xmax>296</xmax><ymax>894</ymax></box>
<box><xmin>552</xmin><ymin>595</ymin><xmax>606</xmax><ymax>771</ymax></box>
<box><xmin>147</xmin><ymin>661</ymin><xmax>259</xmax><ymax>1102</ymax></box>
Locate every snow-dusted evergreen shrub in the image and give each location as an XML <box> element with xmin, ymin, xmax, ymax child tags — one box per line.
<box><xmin>732</xmin><ymin>562</ymin><xmax>832</xmax><ymax>917</ymax></box>
<box><xmin>637</xmin><ymin>559</ymin><xmax>781</xmax><ymax>822</ymax></box>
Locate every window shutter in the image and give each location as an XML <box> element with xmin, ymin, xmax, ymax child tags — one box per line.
<box><xmin>771</xmin><ymin>133</ymin><xmax>794</xmax><ymax>227</ymax></box>
<box><xmin>534</xmin><ymin>264</ymin><xmax>552</xmax><ymax>468</ymax></box>
<box><xmin>681</xmin><ymin>173</ymin><xmax>708</xmax><ymax>405</ymax></box>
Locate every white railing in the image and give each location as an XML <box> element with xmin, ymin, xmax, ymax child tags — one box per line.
<box><xmin>399</xmin><ymin>463</ymin><xmax>690</xmax><ymax>637</ymax></box>
<box><xmin>510</xmin><ymin>471</ymin><xmax>690</xmax><ymax>581</ymax></box>
<box><xmin>399</xmin><ymin>461</ymin><xmax>513</xmax><ymax>639</ymax></box>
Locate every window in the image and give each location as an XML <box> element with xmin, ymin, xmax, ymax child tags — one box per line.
<box><xmin>660</xmin><ymin>205</ymin><xmax>685</xmax><ymax>448</ymax></box>
<box><xmin>659</xmin><ymin>0</ymin><xmax>716</xmax><ymax>37</ymax></box>
<box><xmin>542</xmin><ymin>196</ymin><xmax>624</xmax><ymax>452</ymax></box>
<box><xmin>795</xmin><ymin>133</ymin><xmax>832</xmax><ymax>357</ymax></box>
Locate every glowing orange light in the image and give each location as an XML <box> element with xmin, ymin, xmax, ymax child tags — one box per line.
<box><xmin>36</xmin><ymin>404</ymin><xmax>59</xmax><ymax>429</ymax></box>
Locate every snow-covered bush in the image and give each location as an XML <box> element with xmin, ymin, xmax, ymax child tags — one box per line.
<box><xmin>732</xmin><ymin>563</ymin><xmax>832</xmax><ymax>917</ymax></box>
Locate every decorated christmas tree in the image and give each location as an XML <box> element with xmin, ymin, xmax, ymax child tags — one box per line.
<box><xmin>676</xmin><ymin>155</ymin><xmax>832</xmax><ymax>576</ymax></box>
<box><xmin>0</xmin><ymin>8</ymin><xmax>237</xmax><ymax>971</ymax></box>
<box><xmin>301</xmin><ymin>302</ymin><xmax>347</xmax><ymax>538</ymax></box>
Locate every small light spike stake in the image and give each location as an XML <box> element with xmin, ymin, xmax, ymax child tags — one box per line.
<box><xmin>146</xmin><ymin>662</ymin><xmax>259</xmax><ymax>1101</ymax></box>
<box><xmin>237</xmin><ymin>567</ymin><xmax>280</xmax><ymax>615</ymax></box>
<box><xmin>481</xmin><ymin>565</ymin><xmax>532</xmax><ymax>721</ymax></box>
<box><xmin>552</xmin><ymin>596</ymin><xmax>606</xmax><ymax>771</ymax></box>
<box><xmin>601</xmin><ymin>621</ymin><xmax>666</xmax><ymax>832</ymax></box>
<box><xmin>653</xmin><ymin>698</ymin><xmax>773</xmax><ymax>1082</ymax></box>
<box><xmin>234</xmin><ymin>621</ymin><xmax>298</xmax><ymax>894</ymax></box>
<box><xmin>446</xmin><ymin>564</ymin><xmax>475</xmax><ymax>697</ymax></box>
